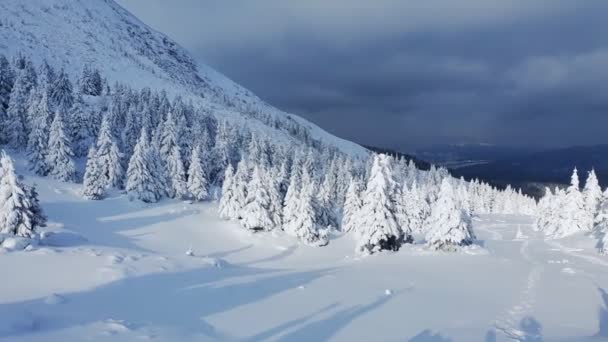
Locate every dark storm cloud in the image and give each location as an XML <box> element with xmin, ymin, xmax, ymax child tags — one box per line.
<box><xmin>117</xmin><ymin>0</ymin><xmax>608</xmax><ymax>150</ymax></box>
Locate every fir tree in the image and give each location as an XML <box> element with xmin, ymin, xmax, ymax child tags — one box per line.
<box><xmin>26</xmin><ymin>90</ymin><xmax>51</xmax><ymax>175</ymax></box>
<box><xmin>69</xmin><ymin>95</ymin><xmax>95</xmax><ymax>158</ymax></box>
<box><xmin>595</xmin><ymin>190</ymin><xmax>608</xmax><ymax>254</ymax></box>
<box><xmin>553</xmin><ymin>168</ymin><xmax>592</xmax><ymax>238</ymax></box>
<box><xmin>187</xmin><ymin>145</ymin><xmax>209</xmax><ymax>201</ymax></box>
<box><xmin>266</xmin><ymin>165</ymin><xmax>284</xmax><ymax>228</ymax></box>
<box><xmin>282</xmin><ymin>162</ymin><xmax>301</xmax><ymax>228</ymax></box>
<box><xmin>316</xmin><ymin>173</ymin><xmax>338</xmax><ymax>230</ymax></box>
<box><xmin>47</xmin><ymin>112</ymin><xmax>77</xmax><ymax>182</ymax></box>
<box><xmin>356</xmin><ymin>154</ymin><xmax>406</xmax><ymax>254</ymax></box>
<box><xmin>240</xmin><ymin>166</ymin><xmax>274</xmax><ymax>231</ymax></box>
<box><xmin>25</xmin><ymin>183</ymin><xmax>47</xmax><ymax>229</ymax></box>
<box><xmin>95</xmin><ymin>115</ymin><xmax>124</xmax><ymax>189</ymax></box>
<box><xmin>82</xmin><ymin>146</ymin><xmax>105</xmax><ymax>200</ymax></box>
<box><xmin>166</xmin><ymin>144</ymin><xmax>187</xmax><ymax>199</ymax></box>
<box><xmin>0</xmin><ymin>151</ymin><xmax>43</xmax><ymax>238</ymax></box>
<box><xmin>341</xmin><ymin>177</ymin><xmax>362</xmax><ymax>233</ymax></box>
<box><xmin>49</xmin><ymin>69</ymin><xmax>73</xmax><ymax>113</ymax></box>
<box><xmin>126</xmin><ymin>130</ymin><xmax>162</xmax><ymax>203</ymax></box>
<box><xmin>284</xmin><ymin>164</ymin><xmax>328</xmax><ymax>246</ymax></box>
<box><xmin>78</xmin><ymin>64</ymin><xmax>103</xmax><ymax>96</ymax></box>
<box><xmin>233</xmin><ymin>158</ymin><xmax>250</xmax><ymax>219</ymax></box>
<box><xmin>584</xmin><ymin>169</ymin><xmax>603</xmax><ymax>221</ymax></box>
<box><xmin>0</xmin><ymin>55</ymin><xmax>14</xmax><ymax>130</ymax></box>
<box><xmin>218</xmin><ymin>164</ymin><xmax>239</xmax><ymax>220</ymax></box>
<box><xmin>425</xmin><ymin>178</ymin><xmax>476</xmax><ymax>251</ymax></box>
<box><xmin>5</xmin><ymin>68</ymin><xmax>30</xmax><ymax>148</ymax></box>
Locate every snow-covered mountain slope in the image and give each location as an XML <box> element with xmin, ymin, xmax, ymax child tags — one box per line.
<box><xmin>0</xmin><ymin>0</ymin><xmax>365</xmax><ymax>156</ymax></box>
<box><xmin>2</xmin><ymin>156</ymin><xmax>607</xmax><ymax>342</ymax></box>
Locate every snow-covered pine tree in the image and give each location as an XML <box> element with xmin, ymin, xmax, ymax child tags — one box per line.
<box><xmin>47</xmin><ymin>112</ymin><xmax>77</xmax><ymax>182</ymax></box>
<box><xmin>407</xmin><ymin>180</ymin><xmax>430</xmax><ymax>234</ymax></box>
<box><xmin>26</xmin><ymin>90</ymin><xmax>51</xmax><ymax>176</ymax></box>
<box><xmin>425</xmin><ymin>178</ymin><xmax>476</xmax><ymax>251</ymax></box>
<box><xmin>187</xmin><ymin>145</ymin><xmax>209</xmax><ymax>201</ymax></box>
<box><xmin>159</xmin><ymin>111</ymin><xmax>187</xmax><ymax>198</ymax></box>
<box><xmin>284</xmin><ymin>164</ymin><xmax>328</xmax><ymax>246</ymax></box>
<box><xmin>69</xmin><ymin>95</ymin><xmax>95</xmax><ymax>158</ymax></box>
<box><xmin>553</xmin><ymin>168</ymin><xmax>592</xmax><ymax>238</ymax></box>
<box><xmin>82</xmin><ymin>146</ymin><xmax>105</xmax><ymax>200</ymax></box>
<box><xmin>166</xmin><ymin>144</ymin><xmax>188</xmax><ymax>199</ymax></box>
<box><xmin>0</xmin><ymin>55</ymin><xmax>14</xmax><ymax>134</ymax></box>
<box><xmin>5</xmin><ymin>67</ymin><xmax>30</xmax><ymax>149</ymax></box>
<box><xmin>25</xmin><ymin>183</ymin><xmax>46</xmax><ymax>229</ymax></box>
<box><xmin>122</xmin><ymin>105</ymin><xmax>140</xmax><ymax>157</ymax></box>
<box><xmin>282</xmin><ymin>153</ymin><xmax>302</xmax><ymax>227</ymax></box>
<box><xmin>240</xmin><ymin>165</ymin><xmax>274</xmax><ymax>231</ymax></box>
<box><xmin>266</xmin><ymin>165</ymin><xmax>283</xmax><ymax>228</ymax></box>
<box><xmin>233</xmin><ymin>158</ymin><xmax>250</xmax><ymax>219</ymax></box>
<box><xmin>316</xmin><ymin>172</ymin><xmax>338</xmax><ymax>230</ymax></box>
<box><xmin>341</xmin><ymin>177</ymin><xmax>362</xmax><ymax>233</ymax></box>
<box><xmin>126</xmin><ymin>130</ymin><xmax>162</xmax><ymax>203</ymax></box>
<box><xmin>37</xmin><ymin>60</ymin><xmax>55</xmax><ymax>99</ymax></box>
<box><xmin>595</xmin><ymin>189</ymin><xmax>608</xmax><ymax>254</ymax></box>
<box><xmin>393</xmin><ymin>183</ymin><xmax>411</xmax><ymax>237</ymax></box>
<box><xmin>218</xmin><ymin>164</ymin><xmax>240</xmax><ymax>220</ymax></box>
<box><xmin>49</xmin><ymin>69</ymin><xmax>73</xmax><ymax>113</ymax></box>
<box><xmin>78</xmin><ymin>64</ymin><xmax>103</xmax><ymax>96</ymax></box>
<box><xmin>356</xmin><ymin>154</ymin><xmax>406</xmax><ymax>254</ymax></box>
<box><xmin>584</xmin><ymin>169</ymin><xmax>603</xmax><ymax>222</ymax></box>
<box><xmin>0</xmin><ymin>151</ymin><xmax>43</xmax><ymax>238</ymax></box>
<box><xmin>95</xmin><ymin>115</ymin><xmax>124</xmax><ymax>189</ymax></box>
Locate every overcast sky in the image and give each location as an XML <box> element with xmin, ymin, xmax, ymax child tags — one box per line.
<box><xmin>117</xmin><ymin>0</ymin><xmax>608</xmax><ymax>151</ymax></box>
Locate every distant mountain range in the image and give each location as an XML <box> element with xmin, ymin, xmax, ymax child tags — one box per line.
<box><xmin>412</xmin><ymin>144</ymin><xmax>608</xmax><ymax>197</ymax></box>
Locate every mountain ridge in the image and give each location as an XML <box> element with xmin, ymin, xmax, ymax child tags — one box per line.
<box><xmin>0</xmin><ymin>0</ymin><xmax>366</xmax><ymax>157</ymax></box>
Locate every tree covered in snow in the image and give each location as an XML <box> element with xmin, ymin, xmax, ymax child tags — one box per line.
<box><xmin>406</xmin><ymin>180</ymin><xmax>430</xmax><ymax>234</ymax></box>
<box><xmin>282</xmin><ymin>157</ymin><xmax>302</xmax><ymax>229</ymax></box>
<box><xmin>47</xmin><ymin>112</ymin><xmax>77</xmax><ymax>182</ymax></box>
<box><xmin>94</xmin><ymin>115</ymin><xmax>124</xmax><ymax>189</ymax></box>
<box><xmin>187</xmin><ymin>145</ymin><xmax>209</xmax><ymax>201</ymax></box>
<box><xmin>316</xmin><ymin>172</ymin><xmax>338</xmax><ymax>230</ymax></box>
<box><xmin>284</xmin><ymin>164</ymin><xmax>328</xmax><ymax>246</ymax></box>
<box><xmin>425</xmin><ymin>178</ymin><xmax>476</xmax><ymax>251</ymax></box>
<box><xmin>26</xmin><ymin>89</ymin><xmax>51</xmax><ymax>175</ymax></box>
<box><xmin>356</xmin><ymin>154</ymin><xmax>407</xmax><ymax>254</ymax></box>
<box><xmin>78</xmin><ymin>64</ymin><xmax>103</xmax><ymax>96</ymax></box>
<box><xmin>49</xmin><ymin>69</ymin><xmax>73</xmax><ymax>113</ymax></box>
<box><xmin>266</xmin><ymin>165</ymin><xmax>284</xmax><ymax>228</ymax></box>
<box><xmin>0</xmin><ymin>55</ymin><xmax>14</xmax><ymax>135</ymax></box>
<box><xmin>584</xmin><ymin>169</ymin><xmax>602</xmax><ymax>222</ymax></box>
<box><xmin>595</xmin><ymin>190</ymin><xmax>608</xmax><ymax>254</ymax></box>
<box><xmin>82</xmin><ymin>146</ymin><xmax>105</xmax><ymax>200</ymax></box>
<box><xmin>0</xmin><ymin>151</ymin><xmax>45</xmax><ymax>238</ymax></box>
<box><xmin>126</xmin><ymin>130</ymin><xmax>163</xmax><ymax>203</ymax></box>
<box><xmin>551</xmin><ymin>168</ymin><xmax>592</xmax><ymax>238</ymax></box>
<box><xmin>218</xmin><ymin>164</ymin><xmax>239</xmax><ymax>220</ymax></box>
<box><xmin>160</xmin><ymin>112</ymin><xmax>187</xmax><ymax>199</ymax></box>
<box><xmin>5</xmin><ymin>66</ymin><xmax>30</xmax><ymax>149</ymax></box>
<box><xmin>69</xmin><ymin>95</ymin><xmax>96</xmax><ymax>157</ymax></box>
<box><xmin>240</xmin><ymin>166</ymin><xmax>274</xmax><ymax>231</ymax></box>
<box><xmin>341</xmin><ymin>177</ymin><xmax>362</xmax><ymax>233</ymax></box>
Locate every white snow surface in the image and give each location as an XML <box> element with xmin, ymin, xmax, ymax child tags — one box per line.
<box><xmin>0</xmin><ymin>158</ymin><xmax>606</xmax><ymax>342</ymax></box>
<box><xmin>0</xmin><ymin>0</ymin><xmax>366</xmax><ymax>157</ymax></box>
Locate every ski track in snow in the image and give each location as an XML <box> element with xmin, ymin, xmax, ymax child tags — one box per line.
<box><xmin>487</xmin><ymin>221</ymin><xmax>545</xmax><ymax>341</ymax></box>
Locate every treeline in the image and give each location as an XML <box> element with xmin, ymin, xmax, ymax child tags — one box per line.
<box><xmin>0</xmin><ymin>53</ymin><xmax>537</xmax><ymax>253</ymax></box>
<box><xmin>536</xmin><ymin>169</ymin><xmax>608</xmax><ymax>254</ymax></box>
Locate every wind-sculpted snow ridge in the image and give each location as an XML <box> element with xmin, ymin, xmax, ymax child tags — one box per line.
<box><xmin>0</xmin><ymin>0</ymin><xmax>366</xmax><ymax>156</ymax></box>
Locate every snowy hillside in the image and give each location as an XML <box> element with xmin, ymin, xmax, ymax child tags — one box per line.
<box><xmin>2</xmin><ymin>1</ymin><xmax>608</xmax><ymax>341</ymax></box>
<box><xmin>0</xmin><ymin>155</ymin><xmax>607</xmax><ymax>341</ymax></box>
<box><xmin>0</xmin><ymin>0</ymin><xmax>364</xmax><ymax>156</ymax></box>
